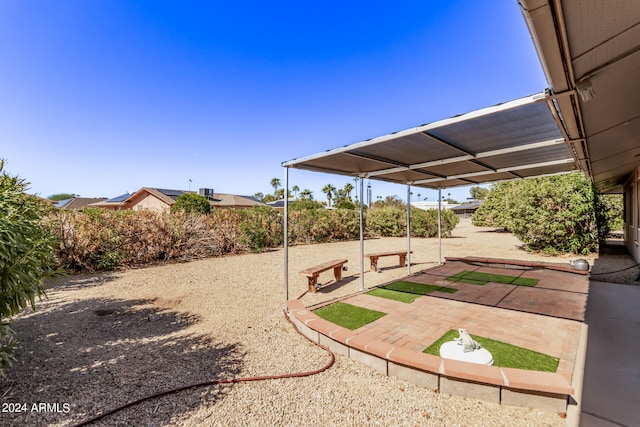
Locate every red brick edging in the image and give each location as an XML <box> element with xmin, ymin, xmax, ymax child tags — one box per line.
<box><xmin>285</xmin><ymin>299</ymin><xmax>573</xmax><ymax>411</ymax></box>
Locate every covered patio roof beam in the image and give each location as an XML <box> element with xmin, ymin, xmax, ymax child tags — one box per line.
<box><xmin>342</xmin><ymin>151</ymin><xmax>406</xmax><ymax>168</ymax></box>
<box><xmin>422</xmin><ymin>130</ymin><xmax>475</xmax><ymax>157</ymax></box>
<box><xmin>360</xmin><ymin>138</ymin><xmax>567</xmax><ymax>179</ymax></box>
<box><xmin>412</xmin><ymin>158</ymin><xmax>575</xmax><ymax>185</ymax></box>
<box><xmin>412</xmin><ymin>137</ymin><xmax>566</xmax><ymax>169</ymax></box>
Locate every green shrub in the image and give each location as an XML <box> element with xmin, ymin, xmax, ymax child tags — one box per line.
<box><xmin>0</xmin><ymin>160</ymin><xmax>63</xmax><ymax>375</ymax></box>
<box><xmin>288</xmin><ymin>208</ymin><xmax>360</xmax><ymax>243</ymax></box>
<box><xmin>171</xmin><ymin>193</ymin><xmax>211</xmax><ymax>215</ymax></box>
<box><xmin>410</xmin><ymin>208</ymin><xmax>459</xmax><ymax>237</ymax></box>
<box><xmin>334</xmin><ymin>200</ymin><xmax>356</xmax><ymax>210</ymax></box>
<box><xmin>238</xmin><ymin>206</ymin><xmax>283</xmax><ymax>252</ymax></box>
<box><xmin>473</xmin><ymin>174</ymin><xmax>602</xmax><ymax>254</ymax></box>
<box><xmin>289</xmin><ymin>199</ymin><xmax>324</xmax><ymax>211</ymax></box>
<box><xmin>366</xmin><ymin>206</ymin><xmax>406</xmax><ymax>237</ymax></box>
<box><xmin>600</xmin><ymin>194</ymin><xmax>623</xmax><ymax>232</ymax></box>
<box><xmin>366</xmin><ymin>206</ymin><xmax>458</xmax><ymax>237</ymax></box>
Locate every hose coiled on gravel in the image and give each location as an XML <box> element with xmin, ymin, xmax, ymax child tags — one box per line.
<box><xmin>72</xmin><ymin>309</ymin><xmax>335</xmax><ymax>426</ymax></box>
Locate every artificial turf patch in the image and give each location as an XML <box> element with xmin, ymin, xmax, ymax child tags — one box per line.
<box><xmin>314</xmin><ymin>302</ymin><xmax>386</xmax><ymax>330</ymax></box>
<box><xmin>366</xmin><ymin>281</ymin><xmax>457</xmax><ymax>303</ymax></box>
<box><xmin>445</xmin><ymin>270</ymin><xmax>539</xmax><ymax>287</ymax></box>
<box><xmin>511</xmin><ymin>277</ymin><xmax>540</xmax><ymax>287</ymax></box>
<box><xmin>423</xmin><ymin>329</ymin><xmax>559</xmax><ymax>372</ymax></box>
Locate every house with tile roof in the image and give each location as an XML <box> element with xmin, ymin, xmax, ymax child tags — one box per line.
<box><xmin>55</xmin><ymin>197</ymin><xmax>107</xmax><ymax>210</ymax></box>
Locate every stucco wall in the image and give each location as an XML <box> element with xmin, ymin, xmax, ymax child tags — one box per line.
<box><xmin>624</xmin><ymin>167</ymin><xmax>640</xmax><ymax>263</ymax></box>
<box><xmin>130</xmin><ymin>193</ymin><xmax>171</xmax><ymax>212</ymax></box>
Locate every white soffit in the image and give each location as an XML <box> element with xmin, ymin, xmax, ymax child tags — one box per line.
<box><xmin>519</xmin><ymin>0</ymin><xmax>640</xmax><ymax>192</ymax></box>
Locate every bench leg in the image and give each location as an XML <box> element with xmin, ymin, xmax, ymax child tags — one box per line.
<box><xmin>399</xmin><ymin>254</ymin><xmax>407</xmax><ymax>267</ymax></box>
<box><xmin>370</xmin><ymin>257</ymin><xmax>378</xmax><ymax>272</ymax></box>
<box><xmin>333</xmin><ymin>265</ymin><xmax>343</xmax><ymax>282</ymax></box>
<box><xmin>308</xmin><ymin>275</ymin><xmax>319</xmax><ymax>293</ymax></box>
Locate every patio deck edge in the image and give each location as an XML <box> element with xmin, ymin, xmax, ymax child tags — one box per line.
<box><xmin>285</xmin><ymin>303</ymin><xmax>572</xmax><ymax>411</ymax></box>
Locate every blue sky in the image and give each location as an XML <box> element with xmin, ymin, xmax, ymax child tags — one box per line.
<box><xmin>1</xmin><ymin>1</ymin><xmax>547</xmax><ymax>203</ymax></box>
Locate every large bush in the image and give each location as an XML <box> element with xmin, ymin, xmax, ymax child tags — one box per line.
<box><xmin>238</xmin><ymin>206</ymin><xmax>283</xmax><ymax>252</ymax></box>
<box><xmin>48</xmin><ymin>200</ymin><xmax>460</xmax><ymax>272</ymax></box>
<box><xmin>473</xmin><ymin>174</ymin><xmax>602</xmax><ymax>254</ymax></box>
<box><xmin>366</xmin><ymin>206</ymin><xmax>459</xmax><ymax>237</ymax></box>
<box><xmin>171</xmin><ymin>193</ymin><xmax>211</xmax><ymax>215</ymax></box>
<box><xmin>50</xmin><ymin>208</ymin><xmax>246</xmax><ymax>271</ymax></box>
<box><xmin>599</xmin><ymin>194</ymin><xmax>624</xmax><ymax>232</ymax></box>
<box><xmin>0</xmin><ymin>161</ymin><xmax>62</xmax><ymax>375</ymax></box>
<box><xmin>288</xmin><ymin>208</ymin><xmax>360</xmax><ymax>244</ymax></box>
<box><xmin>410</xmin><ymin>207</ymin><xmax>459</xmax><ymax>237</ymax></box>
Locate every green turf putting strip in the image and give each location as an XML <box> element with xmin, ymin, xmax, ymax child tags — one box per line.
<box><xmin>424</xmin><ymin>329</ymin><xmax>559</xmax><ymax>372</ymax></box>
<box><xmin>383</xmin><ymin>281</ymin><xmax>457</xmax><ymax>295</ymax></box>
<box><xmin>463</xmin><ymin>272</ymin><xmax>515</xmax><ymax>284</ymax></box>
<box><xmin>366</xmin><ymin>281</ymin><xmax>457</xmax><ymax>303</ymax></box>
<box><xmin>314</xmin><ymin>302</ymin><xmax>386</xmax><ymax>330</ymax></box>
<box><xmin>367</xmin><ymin>288</ymin><xmax>422</xmax><ymax>303</ymax></box>
<box><xmin>511</xmin><ymin>277</ymin><xmax>540</xmax><ymax>287</ymax></box>
<box><xmin>445</xmin><ymin>270</ymin><xmax>539</xmax><ymax>287</ymax></box>
<box><xmin>455</xmin><ymin>278</ymin><xmax>489</xmax><ymax>285</ymax></box>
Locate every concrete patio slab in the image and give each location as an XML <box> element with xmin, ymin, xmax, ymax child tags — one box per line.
<box><xmin>580</xmin><ymin>281</ymin><xmax>640</xmax><ymax>427</ymax></box>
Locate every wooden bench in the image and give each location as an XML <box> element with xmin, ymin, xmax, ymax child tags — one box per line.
<box><xmin>365</xmin><ymin>251</ymin><xmax>412</xmax><ymax>272</ymax></box>
<box><xmin>299</xmin><ymin>259</ymin><xmax>348</xmax><ymax>293</ymax></box>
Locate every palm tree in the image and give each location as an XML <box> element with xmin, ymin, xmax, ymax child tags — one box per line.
<box><xmin>270</xmin><ymin>178</ymin><xmax>281</xmax><ymax>195</ymax></box>
<box><xmin>353</xmin><ymin>177</ymin><xmax>360</xmax><ymax>202</ymax></box>
<box><xmin>344</xmin><ymin>183</ymin><xmax>354</xmax><ymax>200</ymax></box>
<box><xmin>292</xmin><ymin>185</ymin><xmax>299</xmax><ymax>199</ymax></box>
<box><xmin>300</xmin><ymin>189</ymin><xmax>313</xmax><ymax>200</ymax></box>
<box><xmin>322</xmin><ymin>184</ymin><xmax>336</xmax><ymax>207</ymax></box>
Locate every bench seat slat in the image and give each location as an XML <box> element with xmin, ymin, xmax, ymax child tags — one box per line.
<box><xmin>365</xmin><ymin>251</ymin><xmax>412</xmax><ymax>272</ymax></box>
<box><xmin>299</xmin><ymin>259</ymin><xmax>348</xmax><ymax>293</ymax></box>
<box><xmin>299</xmin><ymin>259</ymin><xmax>348</xmax><ymax>276</ymax></box>
<box><xmin>365</xmin><ymin>251</ymin><xmax>412</xmax><ymax>258</ymax></box>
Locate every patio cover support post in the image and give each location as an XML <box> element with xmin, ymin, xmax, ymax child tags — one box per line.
<box><xmin>438</xmin><ymin>188</ymin><xmax>442</xmax><ymax>264</ymax></box>
<box><xmin>283</xmin><ymin>166</ymin><xmax>289</xmax><ymax>301</ymax></box>
<box><xmin>407</xmin><ymin>185</ymin><xmax>411</xmax><ymax>275</ymax></box>
<box><xmin>359</xmin><ymin>177</ymin><xmax>364</xmax><ymax>290</ymax></box>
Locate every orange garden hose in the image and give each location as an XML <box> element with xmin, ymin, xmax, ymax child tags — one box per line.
<box><xmin>72</xmin><ymin>309</ymin><xmax>335</xmax><ymax>426</ymax></box>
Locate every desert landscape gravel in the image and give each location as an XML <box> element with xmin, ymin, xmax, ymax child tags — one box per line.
<box><xmin>3</xmin><ymin>219</ymin><xmax>635</xmax><ymax>426</ymax></box>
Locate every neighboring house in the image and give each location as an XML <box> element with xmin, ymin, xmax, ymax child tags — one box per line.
<box><xmin>127</xmin><ymin>188</ymin><xmax>180</xmax><ymax>211</ymax></box>
<box><xmin>89</xmin><ymin>187</ymin><xmax>267</xmax><ymax>212</ymax></box>
<box><xmin>410</xmin><ymin>201</ymin><xmax>455</xmax><ymax>211</ymax></box>
<box><xmin>87</xmin><ymin>193</ymin><xmax>133</xmax><ymax>211</ymax></box>
<box><xmin>450</xmin><ymin>200</ymin><xmax>483</xmax><ymax>218</ymax></box>
<box><xmin>210</xmin><ymin>193</ymin><xmax>265</xmax><ymax>209</ymax></box>
<box><xmin>267</xmin><ymin>198</ymin><xmax>298</xmax><ymax>212</ymax></box>
<box><xmin>55</xmin><ymin>197</ymin><xmax>107</xmax><ymax>210</ymax></box>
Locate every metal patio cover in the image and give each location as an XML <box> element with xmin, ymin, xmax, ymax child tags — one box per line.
<box><xmin>282</xmin><ymin>92</ymin><xmax>578</xmax><ymax>189</ymax></box>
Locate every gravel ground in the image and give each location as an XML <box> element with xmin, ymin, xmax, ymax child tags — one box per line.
<box><xmin>2</xmin><ymin>218</ymin><xmax>627</xmax><ymax>427</ymax></box>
